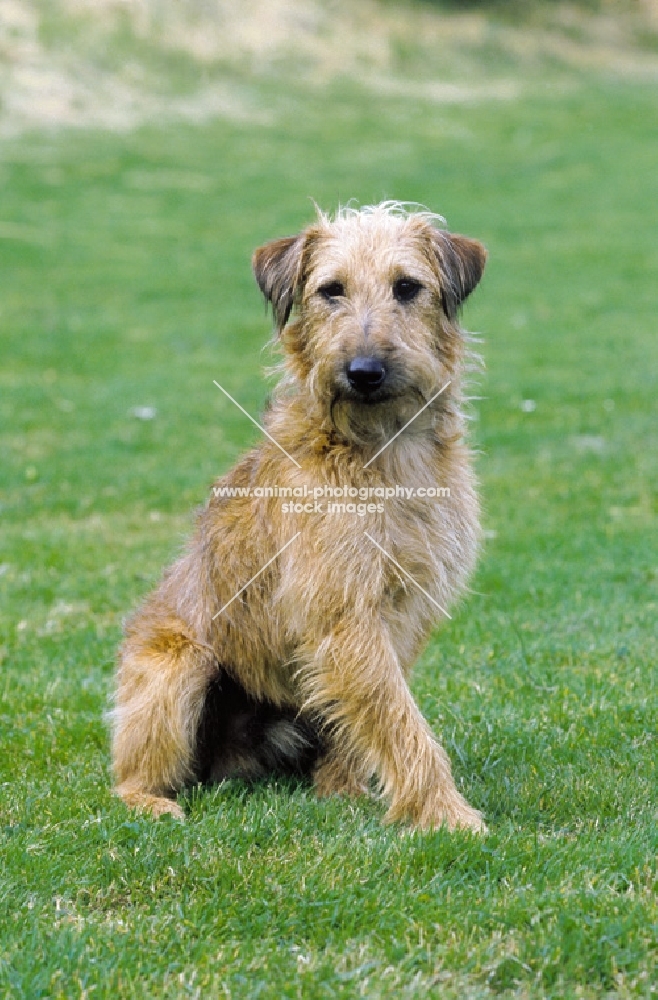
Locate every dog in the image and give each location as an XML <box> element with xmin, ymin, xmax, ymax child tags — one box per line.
<box><xmin>111</xmin><ymin>202</ymin><xmax>487</xmax><ymax>831</ymax></box>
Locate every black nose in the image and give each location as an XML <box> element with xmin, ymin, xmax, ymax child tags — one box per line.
<box><xmin>347</xmin><ymin>356</ymin><xmax>386</xmax><ymax>394</ymax></box>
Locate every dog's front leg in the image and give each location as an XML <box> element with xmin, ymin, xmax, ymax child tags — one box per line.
<box><xmin>301</xmin><ymin>615</ymin><xmax>485</xmax><ymax>832</ymax></box>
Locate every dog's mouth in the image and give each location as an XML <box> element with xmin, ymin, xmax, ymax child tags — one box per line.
<box><xmin>329</xmin><ymin>386</ymin><xmax>427</xmax><ymax>440</ymax></box>
<box><xmin>331</xmin><ymin>383</ymin><xmax>424</xmax><ymax>409</ymax></box>
<box><xmin>330</xmin><ymin>389</ymin><xmax>394</xmax><ymax>421</ymax></box>
<box><xmin>335</xmin><ymin>388</ymin><xmax>399</xmax><ymax>406</ymax></box>
<box><xmin>325</xmin><ymin>355</ymin><xmax>439</xmax><ymax>444</ymax></box>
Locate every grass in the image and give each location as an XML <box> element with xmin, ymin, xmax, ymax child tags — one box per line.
<box><xmin>1</xmin><ymin>60</ymin><xmax>657</xmax><ymax>999</ymax></box>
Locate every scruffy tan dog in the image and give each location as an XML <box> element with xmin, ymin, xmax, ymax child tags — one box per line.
<box><xmin>112</xmin><ymin>203</ymin><xmax>487</xmax><ymax>831</ymax></box>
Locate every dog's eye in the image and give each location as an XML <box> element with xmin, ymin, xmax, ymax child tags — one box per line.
<box><xmin>319</xmin><ymin>281</ymin><xmax>345</xmax><ymax>301</ymax></box>
<box><xmin>393</xmin><ymin>278</ymin><xmax>422</xmax><ymax>304</ymax></box>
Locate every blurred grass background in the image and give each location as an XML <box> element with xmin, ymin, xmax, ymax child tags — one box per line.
<box><xmin>1</xmin><ymin>2</ymin><xmax>657</xmax><ymax>997</ymax></box>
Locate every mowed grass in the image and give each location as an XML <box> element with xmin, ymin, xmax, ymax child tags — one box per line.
<box><xmin>1</xmin><ymin>72</ymin><xmax>657</xmax><ymax>998</ymax></box>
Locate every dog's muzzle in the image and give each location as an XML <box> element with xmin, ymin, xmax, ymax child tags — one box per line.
<box><xmin>346</xmin><ymin>356</ymin><xmax>386</xmax><ymax>396</ymax></box>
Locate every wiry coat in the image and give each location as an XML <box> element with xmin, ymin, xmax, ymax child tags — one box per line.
<box><xmin>112</xmin><ymin>203</ymin><xmax>487</xmax><ymax>830</ymax></box>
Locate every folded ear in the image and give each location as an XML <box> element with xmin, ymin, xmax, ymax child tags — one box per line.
<box><xmin>432</xmin><ymin>231</ymin><xmax>487</xmax><ymax>319</ymax></box>
<box><xmin>252</xmin><ymin>234</ymin><xmax>305</xmax><ymax>332</ymax></box>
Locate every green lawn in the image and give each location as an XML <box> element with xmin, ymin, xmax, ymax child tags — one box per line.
<box><xmin>1</xmin><ymin>65</ymin><xmax>657</xmax><ymax>998</ymax></box>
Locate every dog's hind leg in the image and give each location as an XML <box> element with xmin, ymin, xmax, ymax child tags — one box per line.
<box><xmin>111</xmin><ymin>622</ymin><xmax>216</xmax><ymax>819</ymax></box>
<box><xmin>313</xmin><ymin>745</ymin><xmax>372</xmax><ymax>799</ymax></box>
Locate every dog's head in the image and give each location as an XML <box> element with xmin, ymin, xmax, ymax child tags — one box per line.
<box><xmin>253</xmin><ymin>203</ymin><xmax>486</xmax><ymax>444</ymax></box>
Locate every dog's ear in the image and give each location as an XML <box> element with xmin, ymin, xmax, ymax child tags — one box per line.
<box><xmin>252</xmin><ymin>234</ymin><xmax>306</xmax><ymax>332</ymax></box>
<box><xmin>432</xmin><ymin>231</ymin><xmax>487</xmax><ymax>319</ymax></box>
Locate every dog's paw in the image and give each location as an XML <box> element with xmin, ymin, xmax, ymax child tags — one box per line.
<box><xmin>115</xmin><ymin>784</ymin><xmax>185</xmax><ymax>821</ymax></box>
<box><xmin>441</xmin><ymin>799</ymin><xmax>487</xmax><ymax>834</ymax></box>
<box><xmin>147</xmin><ymin>796</ymin><xmax>186</xmax><ymax>821</ymax></box>
<box><xmin>386</xmin><ymin>792</ymin><xmax>487</xmax><ymax>834</ymax></box>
